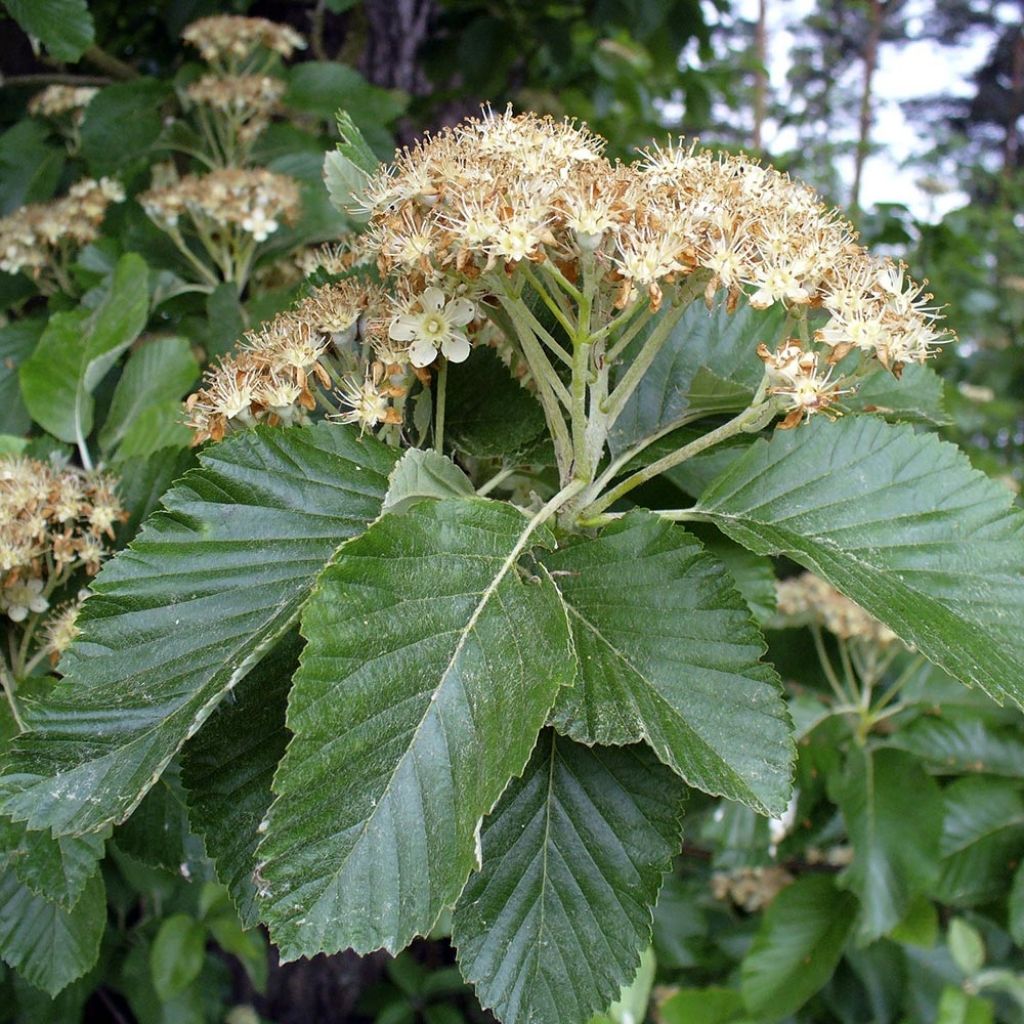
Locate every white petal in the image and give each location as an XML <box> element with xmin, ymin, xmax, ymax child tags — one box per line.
<box><xmin>421</xmin><ymin>287</ymin><xmax>446</xmax><ymax>312</ymax></box>
<box><xmin>441</xmin><ymin>333</ymin><xmax>472</xmax><ymax>363</ymax></box>
<box><xmin>388</xmin><ymin>317</ymin><xmax>418</xmax><ymax>342</ymax></box>
<box><xmin>445</xmin><ymin>298</ymin><xmax>476</xmax><ymax>326</ymax></box>
<box><xmin>7</xmin><ymin>606</ymin><xmax>27</xmax><ymax>623</ymax></box>
<box><xmin>29</xmin><ymin>596</ymin><xmax>49</xmax><ymax>613</ymax></box>
<box><xmin>409</xmin><ymin>337</ymin><xmax>438</xmax><ymax>368</ymax></box>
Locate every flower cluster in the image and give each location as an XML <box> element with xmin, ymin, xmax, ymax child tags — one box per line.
<box><xmin>185</xmin><ymin>279</ymin><xmax>416</xmax><ymax>444</ymax></box>
<box><xmin>775</xmin><ymin>572</ymin><xmax>900</xmax><ymax>646</ymax></box>
<box><xmin>27</xmin><ymin>84</ymin><xmax>98</xmax><ymax>123</ymax></box>
<box><xmin>140</xmin><ymin>167</ymin><xmax>299</xmax><ymax>243</ymax></box>
<box><xmin>184</xmin><ymin>74</ymin><xmax>285</xmax><ymax>145</ymax></box>
<box><xmin>0</xmin><ymin>458</ymin><xmax>124</xmax><ymax>623</ymax></box>
<box><xmin>351</xmin><ymin>108</ymin><xmax>948</xmax><ymax>375</ymax></box>
<box><xmin>0</xmin><ymin>178</ymin><xmax>125</xmax><ymax>285</ymax></box>
<box><xmin>711</xmin><ymin>866</ymin><xmax>794</xmax><ymax>912</ymax></box>
<box><xmin>757</xmin><ymin>340</ymin><xmax>852</xmax><ymax>429</ymax></box>
<box><xmin>181</xmin><ymin>15</ymin><xmax>306</xmax><ymax>69</ymax></box>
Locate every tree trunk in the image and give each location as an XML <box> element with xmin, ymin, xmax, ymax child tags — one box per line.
<box><xmin>851</xmin><ymin>0</ymin><xmax>883</xmax><ymax>211</ymax></box>
<box><xmin>753</xmin><ymin>0</ymin><xmax>768</xmax><ymax>150</ymax></box>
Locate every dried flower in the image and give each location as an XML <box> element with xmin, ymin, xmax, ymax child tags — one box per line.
<box><xmin>775</xmin><ymin>572</ymin><xmax>901</xmax><ymax>647</ymax></box>
<box><xmin>182</xmin><ymin>15</ymin><xmax>306</xmax><ymax>68</ymax></box>
<box><xmin>0</xmin><ymin>457</ymin><xmax>124</xmax><ymax>620</ymax></box>
<box><xmin>0</xmin><ymin>178</ymin><xmax>125</xmax><ymax>287</ymax></box>
<box><xmin>28</xmin><ymin>85</ymin><xmax>98</xmax><ymax>124</ymax></box>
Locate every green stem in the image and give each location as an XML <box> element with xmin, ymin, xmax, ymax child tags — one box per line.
<box><xmin>476</xmin><ymin>466</ymin><xmax>517</xmax><ymax>497</ymax></box>
<box><xmin>811</xmin><ymin>624</ymin><xmax>851</xmax><ymax>706</ymax></box>
<box><xmin>434</xmin><ymin>359</ymin><xmax>448</xmax><ymax>453</ymax></box>
<box><xmin>0</xmin><ymin>660</ymin><xmax>26</xmax><ymax>732</ymax></box>
<box><xmin>580</xmin><ymin>399</ymin><xmax>774</xmax><ymax>519</ymax></box>
<box><xmin>872</xmin><ymin>653</ymin><xmax>925</xmax><ymax>713</ymax></box>
<box><xmin>602</xmin><ymin>272</ymin><xmax>710</xmax><ymax>425</ymax></box>
<box><xmin>602</xmin><ymin>300</ymin><xmax>653</xmax><ymax>358</ymax></box>
<box><xmin>521</xmin><ymin>264</ymin><xmax>578</xmax><ymax>342</ymax></box>
<box><xmin>538</xmin><ymin>259</ymin><xmax>584</xmax><ymax>304</ymax></box>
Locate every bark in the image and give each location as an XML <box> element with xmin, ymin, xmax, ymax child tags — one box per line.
<box><xmin>753</xmin><ymin>0</ymin><xmax>768</xmax><ymax>150</ymax></box>
<box><xmin>851</xmin><ymin>0</ymin><xmax>884</xmax><ymax>211</ymax></box>
<box><xmin>360</xmin><ymin>0</ymin><xmax>437</xmax><ymax>95</ymax></box>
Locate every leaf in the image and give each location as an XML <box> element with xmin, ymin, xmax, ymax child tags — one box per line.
<box><xmin>287</xmin><ymin>63</ymin><xmax>406</xmax><ymax>128</ymax></box>
<box><xmin>1010</xmin><ymin>862</ymin><xmax>1024</xmax><ymax>947</ymax></box>
<box><xmin>740</xmin><ymin>874</ymin><xmax>857</xmax><ymax>1020</ymax></box>
<box><xmin>936</xmin><ymin>985</ymin><xmax>994</xmax><ymax>1024</ymax></box>
<box><xmin>657</xmin><ymin>987</ymin><xmax>744</xmax><ymax>1024</ymax></box>
<box><xmin>933</xmin><ymin>777</ymin><xmax>1024</xmax><ymax>907</ymax></box>
<box><xmin>0</xmin><ymin>119</ymin><xmax>65</xmax><ymax>214</ymax></box>
<box><xmin>99</xmin><ymin>336</ymin><xmax>198</xmax><ymax>454</ymax></box>
<box><xmin>886</xmin><ymin>714</ymin><xmax>1024</xmax><ymax>778</ymax></box>
<box><xmin>149</xmin><ymin>914</ymin><xmax>206</xmax><ymax>1001</ymax></box>
<box><xmin>610</xmin><ymin>298</ymin><xmax>787</xmax><ymax>455</ymax></box>
<box><xmin>0</xmin><ymin>317</ymin><xmax>42</xmax><ymax>435</ymax></box>
<box><xmin>0</xmin><ymin>819</ymin><xmax>106</xmax><ymax>910</ymax></box>
<box><xmin>80</xmin><ymin>81</ymin><xmax>170</xmax><ymax>176</ymax></box>
<box><xmin>181</xmin><ymin>636</ymin><xmax>297</xmax><ymax>927</ymax></box>
<box><xmin>0</xmin><ymin>423</ymin><xmax>396</xmax><ymax>836</ymax></box>
<box><xmin>3</xmin><ymin>0</ymin><xmax>95</xmax><ymax>61</ymax></box>
<box><xmin>445</xmin><ymin>347</ymin><xmax>547</xmax><ymax>459</ymax></box>
<box><xmin>382</xmin><ymin>448</ymin><xmax>474</xmax><ymax>514</ymax></box>
<box><xmin>258</xmin><ymin>497</ymin><xmax>574</xmax><ymax>957</ymax></box>
<box><xmin>20</xmin><ymin>254</ymin><xmax>149</xmax><ymax>445</ymax></box>
<box><xmin>947</xmin><ymin>919</ymin><xmax>985</xmax><ymax>976</ymax></box>
<box><xmin>695</xmin><ymin>416</ymin><xmax>1024</xmax><ymax>709</ymax></box>
<box><xmin>0</xmin><ymin>868</ymin><xmax>105</xmax><ymax>997</ymax></box>
<box><xmin>590</xmin><ymin>946</ymin><xmax>656</xmax><ymax>1024</ymax></box>
<box><xmin>829</xmin><ymin>747</ymin><xmax>942</xmax><ymax>943</ymax></box>
<box><xmin>453</xmin><ymin>732</ymin><xmax>684</xmax><ymax>1024</ymax></box>
<box><xmin>114</xmin><ymin>768</ymin><xmax>194</xmax><ymax>873</ymax></box>
<box><xmin>114</xmin><ymin>402</ymin><xmax>193</xmax><ymax>461</ymax></box>
<box><xmin>541</xmin><ymin>512</ymin><xmax>793</xmax><ymax>815</ymax></box>
<box><xmin>848</xmin><ymin>364</ymin><xmax>949</xmax><ymax>425</ymax></box>
<box><xmin>204</xmin><ymin>283</ymin><xmax>245</xmax><ymax>358</ymax></box>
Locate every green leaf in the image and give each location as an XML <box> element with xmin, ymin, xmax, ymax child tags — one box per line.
<box><xmin>453</xmin><ymin>732</ymin><xmax>684</xmax><ymax>1024</ymax></box>
<box><xmin>323</xmin><ymin>112</ymin><xmax>379</xmax><ymax>223</ymax></box>
<box><xmin>20</xmin><ymin>254</ymin><xmax>149</xmax><ymax>444</ymax></box>
<box><xmin>0</xmin><ymin>120</ymin><xmax>65</xmax><ymax>213</ymax></box>
<box><xmin>1009</xmin><ymin>862</ymin><xmax>1024</xmax><ymax>947</ymax></box>
<box><xmin>890</xmin><ymin>894</ymin><xmax>940</xmax><ymax>948</ymax></box>
<box><xmin>589</xmin><ymin>946</ymin><xmax>656</xmax><ymax>1024</ymax></box>
<box><xmin>382</xmin><ymin>448</ymin><xmax>474</xmax><ymax>514</ymax></box>
<box><xmin>541</xmin><ymin>512</ymin><xmax>793</xmax><ymax>815</ymax></box>
<box><xmin>444</xmin><ymin>347</ymin><xmax>547</xmax><ymax>460</ymax></box>
<box><xmin>258</xmin><ymin>497</ymin><xmax>574</xmax><ymax>957</ymax></box>
<box><xmin>829</xmin><ymin>747</ymin><xmax>942</xmax><ymax>943</ymax></box>
<box><xmin>287</xmin><ymin>63</ymin><xmax>406</xmax><ymax>127</ymax></box>
<box><xmin>948</xmin><ymin>919</ymin><xmax>985</xmax><ymax>976</ymax></box>
<box><xmin>740</xmin><ymin>874</ymin><xmax>857</xmax><ymax>1020</ymax></box>
<box><xmin>695</xmin><ymin>416</ymin><xmax>1024</xmax><ymax>709</ymax></box>
<box><xmin>0</xmin><ymin>318</ymin><xmax>42</xmax><ymax>435</ymax></box>
<box><xmin>610</xmin><ymin>298</ymin><xmax>787</xmax><ymax>454</ymax></box>
<box><xmin>0</xmin><ymin>423</ymin><xmax>396</xmax><ymax>836</ymax></box>
<box><xmin>3</xmin><ymin>0</ymin><xmax>94</xmax><ymax>61</ymax></box>
<box><xmin>80</xmin><ymin>81</ymin><xmax>169</xmax><ymax>176</ymax></box>
<box><xmin>847</xmin><ymin>364</ymin><xmax>949</xmax><ymax>425</ymax></box>
<box><xmin>886</xmin><ymin>714</ymin><xmax>1024</xmax><ymax>778</ymax></box>
<box><xmin>204</xmin><ymin>283</ymin><xmax>246</xmax><ymax>358</ymax></box>
<box><xmin>936</xmin><ymin>985</ymin><xmax>994</xmax><ymax>1024</ymax></box>
<box><xmin>933</xmin><ymin>777</ymin><xmax>1024</xmax><ymax>907</ymax></box>
<box><xmin>0</xmin><ymin>868</ymin><xmax>105</xmax><ymax>997</ymax></box>
<box><xmin>181</xmin><ymin>636</ymin><xmax>297</xmax><ymax>927</ymax></box>
<box><xmin>0</xmin><ymin>819</ymin><xmax>106</xmax><ymax>910</ymax></box>
<box><xmin>657</xmin><ymin>987</ymin><xmax>744</xmax><ymax>1024</ymax></box>
<box><xmin>149</xmin><ymin>914</ymin><xmax>206</xmax><ymax>1001</ymax></box>
<box><xmin>114</xmin><ymin>769</ymin><xmax>193</xmax><ymax>872</ymax></box>
<box><xmin>99</xmin><ymin>337</ymin><xmax>198</xmax><ymax>454</ymax></box>
<box><xmin>114</xmin><ymin>402</ymin><xmax>193</xmax><ymax>461</ymax></box>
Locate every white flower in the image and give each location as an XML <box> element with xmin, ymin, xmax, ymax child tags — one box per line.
<box><xmin>388</xmin><ymin>288</ymin><xmax>475</xmax><ymax>368</ymax></box>
<box><xmin>3</xmin><ymin>577</ymin><xmax>49</xmax><ymax>623</ymax></box>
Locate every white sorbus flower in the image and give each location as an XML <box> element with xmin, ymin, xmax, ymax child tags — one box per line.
<box><xmin>388</xmin><ymin>288</ymin><xmax>475</xmax><ymax>368</ymax></box>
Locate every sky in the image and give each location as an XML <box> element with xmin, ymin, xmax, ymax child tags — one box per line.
<box><xmin>730</xmin><ymin>0</ymin><xmax>1003</xmax><ymax>217</ymax></box>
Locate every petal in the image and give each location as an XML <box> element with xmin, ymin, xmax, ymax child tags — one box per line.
<box><xmin>421</xmin><ymin>287</ymin><xmax>446</xmax><ymax>312</ymax></box>
<box><xmin>445</xmin><ymin>298</ymin><xmax>476</xmax><ymax>326</ymax></box>
<box><xmin>7</xmin><ymin>606</ymin><xmax>27</xmax><ymax>623</ymax></box>
<box><xmin>441</xmin><ymin>333</ymin><xmax>472</xmax><ymax>363</ymax></box>
<box><xmin>388</xmin><ymin>317</ymin><xmax>418</xmax><ymax>342</ymax></box>
<box><xmin>409</xmin><ymin>337</ymin><xmax>438</xmax><ymax>368</ymax></box>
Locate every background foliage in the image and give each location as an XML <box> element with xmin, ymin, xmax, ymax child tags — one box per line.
<box><xmin>0</xmin><ymin>0</ymin><xmax>1022</xmax><ymax>1022</ymax></box>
